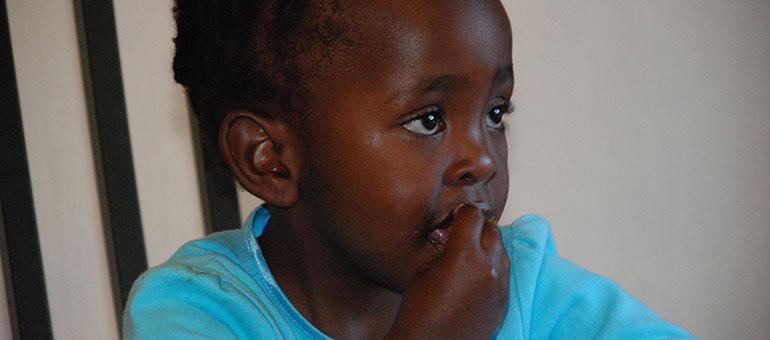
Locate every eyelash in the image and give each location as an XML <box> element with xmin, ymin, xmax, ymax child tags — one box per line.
<box><xmin>402</xmin><ymin>100</ymin><xmax>515</xmax><ymax>136</ymax></box>
<box><xmin>402</xmin><ymin>107</ymin><xmax>446</xmax><ymax>136</ymax></box>
<box><xmin>486</xmin><ymin>101</ymin><xmax>515</xmax><ymax>129</ymax></box>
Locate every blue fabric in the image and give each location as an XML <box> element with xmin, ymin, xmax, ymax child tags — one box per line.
<box><xmin>124</xmin><ymin>206</ymin><xmax>696</xmax><ymax>339</ymax></box>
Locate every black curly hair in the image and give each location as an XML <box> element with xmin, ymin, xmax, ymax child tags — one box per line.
<box><xmin>173</xmin><ymin>0</ymin><xmax>357</xmax><ymax>149</ymax></box>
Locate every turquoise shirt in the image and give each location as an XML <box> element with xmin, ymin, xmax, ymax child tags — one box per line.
<box><xmin>124</xmin><ymin>206</ymin><xmax>695</xmax><ymax>339</ymax></box>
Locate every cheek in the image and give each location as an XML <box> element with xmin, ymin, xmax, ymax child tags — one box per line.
<box><xmin>492</xmin><ymin>133</ymin><xmax>510</xmax><ymax>213</ymax></box>
<box><xmin>303</xmin><ymin>131</ymin><xmax>441</xmax><ymax>233</ymax></box>
<box><xmin>361</xmin><ymin>137</ymin><xmax>444</xmax><ymax>220</ymax></box>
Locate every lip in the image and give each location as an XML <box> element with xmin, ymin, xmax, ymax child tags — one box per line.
<box><xmin>426</xmin><ymin>202</ymin><xmax>496</xmax><ymax>253</ymax></box>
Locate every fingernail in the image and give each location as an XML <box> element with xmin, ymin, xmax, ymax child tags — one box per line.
<box><xmin>452</xmin><ymin>202</ymin><xmax>488</xmax><ymax>217</ymax></box>
<box><xmin>451</xmin><ymin>204</ymin><xmax>465</xmax><ymax>217</ymax></box>
<box><xmin>452</xmin><ymin>202</ymin><xmax>478</xmax><ymax>217</ymax></box>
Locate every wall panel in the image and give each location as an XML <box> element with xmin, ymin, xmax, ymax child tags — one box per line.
<box><xmin>112</xmin><ymin>0</ymin><xmax>205</xmax><ymax>267</ymax></box>
<box><xmin>7</xmin><ymin>0</ymin><xmax>119</xmax><ymax>338</ymax></box>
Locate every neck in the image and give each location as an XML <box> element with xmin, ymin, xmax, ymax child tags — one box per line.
<box><xmin>258</xmin><ymin>207</ymin><xmax>402</xmax><ymax>340</ymax></box>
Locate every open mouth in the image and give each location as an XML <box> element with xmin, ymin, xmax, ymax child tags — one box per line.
<box><xmin>427</xmin><ymin>203</ymin><xmax>496</xmax><ymax>254</ymax></box>
<box><xmin>428</xmin><ymin>223</ymin><xmax>452</xmax><ymax>254</ymax></box>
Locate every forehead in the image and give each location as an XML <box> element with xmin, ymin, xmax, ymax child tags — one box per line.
<box><xmin>366</xmin><ymin>0</ymin><xmax>509</xmax><ymax>65</ymax></box>
<box><xmin>311</xmin><ymin>0</ymin><xmax>512</xmax><ymax>105</ymax></box>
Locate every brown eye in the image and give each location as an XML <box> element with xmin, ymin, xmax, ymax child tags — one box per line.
<box><xmin>486</xmin><ymin>102</ymin><xmax>513</xmax><ymax>128</ymax></box>
<box><xmin>404</xmin><ymin>109</ymin><xmax>444</xmax><ymax>135</ymax></box>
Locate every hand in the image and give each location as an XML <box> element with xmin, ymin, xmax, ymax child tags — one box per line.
<box><xmin>385</xmin><ymin>204</ymin><xmax>511</xmax><ymax>340</ymax></box>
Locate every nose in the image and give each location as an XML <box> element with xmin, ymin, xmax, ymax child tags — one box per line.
<box><xmin>444</xmin><ymin>129</ymin><xmax>497</xmax><ymax>185</ymax></box>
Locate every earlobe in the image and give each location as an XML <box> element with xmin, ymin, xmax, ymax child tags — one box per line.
<box><xmin>219</xmin><ymin>111</ymin><xmax>298</xmax><ymax>208</ymax></box>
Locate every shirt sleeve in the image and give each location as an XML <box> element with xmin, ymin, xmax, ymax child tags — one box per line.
<box><xmin>123</xmin><ymin>263</ymin><xmax>280</xmax><ymax>340</ymax></box>
<box><xmin>529</xmin><ymin>254</ymin><xmax>697</xmax><ymax>339</ymax></box>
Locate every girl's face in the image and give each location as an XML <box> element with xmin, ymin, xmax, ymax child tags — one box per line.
<box><xmin>296</xmin><ymin>0</ymin><xmax>513</xmax><ymax>292</ymax></box>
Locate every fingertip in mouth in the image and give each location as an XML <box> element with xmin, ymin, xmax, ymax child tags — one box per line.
<box><xmin>428</xmin><ymin>233</ymin><xmax>446</xmax><ymax>254</ymax></box>
<box><xmin>425</xmin><ymin>201</ymin><xmax>497</xmax><ymax>254</ymax></box>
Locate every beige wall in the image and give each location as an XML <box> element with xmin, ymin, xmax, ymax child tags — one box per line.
<box><xmin>3</xmin><ymin>0</ymin><xmax>768</xmax><ymax>339</ymax></box>
<box><xmin>501</xmin><ymin>1</ymin><xmax>770</xmax><ymax>339</ymax></box>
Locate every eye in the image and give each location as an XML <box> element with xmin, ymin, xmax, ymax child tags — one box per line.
<box><xmin>486</xmin><ymin>101</ymin><xmax>514</xmax><ymax>128</ymax></box>
<box><xmin>403</xmin><ymin>108</ymin><xmax>445</xmax><ymax>135</ymax></box>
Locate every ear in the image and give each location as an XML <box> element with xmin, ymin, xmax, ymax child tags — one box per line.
<box><xmin>219</xmin><ymin>111</ymin><xmax>299</xmax><ymax>208</ymax></box>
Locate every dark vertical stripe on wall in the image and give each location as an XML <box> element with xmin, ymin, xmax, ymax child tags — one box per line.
<box><xmin>189</xmin><ymin>112</ymin><xmax>242</xmax><ymax>234</ymax></box>
<box><xmin>73</xmin><ymin>0</ymin><xmax>147</xmax><ymax>322</ymax></box>
<box><xmin>0</xmin><ymin>0</ymin><xmax>54</xmax><ymax>339</ymax></box>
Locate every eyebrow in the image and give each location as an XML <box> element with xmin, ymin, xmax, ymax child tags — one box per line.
<box><xmin>387</xmin><ymin>64</ymin><xmax>514</xmax><ymax>105</ymax></box>
<box><xmin>422</xmin><ymin>74</ymin><xmax>469</xmax><ymax>94</ymax></box>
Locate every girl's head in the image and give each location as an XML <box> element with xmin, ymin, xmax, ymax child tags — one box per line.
<box><xmin>173</xmin><ymin>0</ymin><xmax>360</xmax><ymax>144</ymax></box>
<box><xmin>174</xmin><ymin>0</ymin><xmax>513</xmax><ymax>291</ymax></box>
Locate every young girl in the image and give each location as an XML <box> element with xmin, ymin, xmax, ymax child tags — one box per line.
<box><xmin>124</xmin><ymin>1</ymin><xmax>695</xmax><ymax>339</ymax></box>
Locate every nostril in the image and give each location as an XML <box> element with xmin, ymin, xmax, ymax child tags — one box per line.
<box><xmin>444</xmin><ymin>139</ymin><xmax>497</xmax><ymax>185</ymax></box>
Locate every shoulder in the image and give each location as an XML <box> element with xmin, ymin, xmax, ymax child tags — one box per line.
<box><xmin>495</xmin><ymin>215</ymin><xmax>695</xmax><ymax>339</ymax></box>
<box><xmin>497</xmin><ymin>214</ymin><xmax>558</xmax><ymax>305</ymax></box>
<box><xmin>122</xmin><ymin>230</ymin><xmax>284</xmax><ymax>339</ymax></box>
<box><xmin>498</xmin><ymin>214</ymin><xmax>557</xmax><ymax>265</ymax></box>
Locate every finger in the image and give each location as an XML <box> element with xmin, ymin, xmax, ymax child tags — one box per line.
<box><xmin>445</xmin><ymin>203</ymin><xmax>485</xmax><ymax>250</ymax></box>
<box><xmin>485</xmin><ymin>222</ymin><xmax>510</xmax><ymax>282</ymax></box>
<box><xmin>480</xmin><ymin>219</ymin><xmax>503</xmax><ymax>252</ymax></box>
